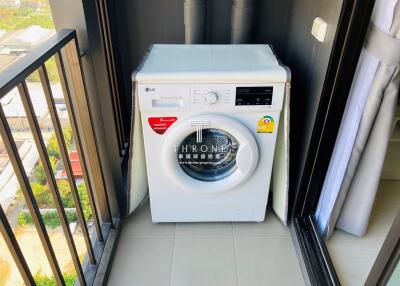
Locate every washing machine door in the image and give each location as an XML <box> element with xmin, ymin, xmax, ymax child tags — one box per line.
<box><xmin>162</xmin><ymin>114</ymin><xmax>259</xmax><ymax>193</ymax></box>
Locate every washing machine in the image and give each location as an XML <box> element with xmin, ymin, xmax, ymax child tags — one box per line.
<box><xmin>131</xmin><ymin>44</ymin><xmax>289</xmax><ymax>222</ymax></box>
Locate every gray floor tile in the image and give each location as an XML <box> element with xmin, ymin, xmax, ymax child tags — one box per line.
<box><xmin>122</xmin><ymin>202</ymin><xmax>176</xmax><ymax>238</ymax></box>
<box><xmin>233</xmin><ymin>210</ymin><xmax>289</xmax><ymax>237</ymax></box>
<box><xmin>109</xmin><ymin>202</ymin><xmax>304</xmax><ymax>286</ymax></box>
<box><xmin>234</xmin><ymin>237</ymin><xmax>304</xmax><ymax>286</ymax></box>
<box><xmin>107</xmin><ymin>237</ymin><xmax>174</xmax><ymax>286</ymax></box>
<box><xmin>171</xmin><ymin>238</ymin><xmax>238</xmax><ymax>286</ymax></box>
<box><xmin>176</xmin><ymin>222</ymin><xmax>233</xmax><ymax>238</ymax></box>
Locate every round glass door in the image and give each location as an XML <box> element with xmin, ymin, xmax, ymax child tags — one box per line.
<box><xmin>161</xmin><ymin>113</ymin><xmax>259</xmax><ymax>193</ymax></box>
<box><xmin>176</xmin><ymin>128</ymin><xmax>239</xmax><ymax>182</ymax></box>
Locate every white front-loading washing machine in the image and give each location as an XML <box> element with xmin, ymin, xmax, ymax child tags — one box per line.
<box><xmin>132</xmin><ymin>44</ymin><xmax>289</xmax><ymax>222</ymax></box>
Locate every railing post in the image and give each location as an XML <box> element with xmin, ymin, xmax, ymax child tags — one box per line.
<box><xmin>18</xmin><ymin>81</ymin><xmax>87</xmax><ymax>286</ymax></box>
<box><xmin>0</xmin><ymin>205</ymin><xmax>35</xmax><ymax>286</ymax></box>
<box><xmin>56</xmin><ymin>39</ymin><xmax>113</xmax><ymax>226</ymax></box>
<box><xmin>0</xmin><ymin>104</ymin><xmax>65</xmax><ymax>286</ymax></box>
<box><xmin>38</xmin><ymin>64</ymin><xmax>97</xmax><ymax>264</ymax></box>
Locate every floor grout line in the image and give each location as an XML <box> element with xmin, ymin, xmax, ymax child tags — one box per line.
<box><xmin>232</xmin><ymin>222</ymin><xmax>240</xmax><ymax>286</ymax></box>
<box><xmin>169</xmin><ymin>223</ymin><xmax>177</xmax><ymax>286</ymax></box>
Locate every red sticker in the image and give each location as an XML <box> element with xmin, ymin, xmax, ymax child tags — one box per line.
<box><xmin>148</xmin><ymin>117</ymin><xmax>177</xmax><ymax>134</ymax></box>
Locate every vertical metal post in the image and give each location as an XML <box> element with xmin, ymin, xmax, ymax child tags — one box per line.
<box><xmin>18</xmin><ymin>81</ymin><xmax>87</xmax><ymax>286</ymax></box>
<box><xmin>0</xmin><ymin>205</ymin><xmax>35</xmax><ymax>285</ymax></box>
<box><xmin>55</xmin><ymin>50</ymin><xmax>107</xmax><ymax>240</ymax></box>
<box><xmin>38</xmin><ymin>64</ymin><xmax>96</xmax><ymax>264</ymax></box>
<box><xmin>95</xmin><ymin>0</ymin><xmax>126</xmax><ymax>150</ymax></box>
<box><xmin>0</xmin><ymin>104</ymin><xmax>65</xmax><ymax>286</ymax></box>
<box><xmin>63</xmin><ymin>38</ymin><xmax>114</xmax><ymax>224</ymax></box>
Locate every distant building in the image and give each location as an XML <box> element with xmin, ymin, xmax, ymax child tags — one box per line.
<box><xmin>1</xmin><ymin>83</ymin><xmax>69</xmax><ymax>131</ymax></box>
<box><xmin>57</xmin><ymin>151</ymin><xmax>84</xmax><ymax>185</ymax></box>
<box><xmin>0</xmin><ymin>25</ymin><xmax>54</xmax><ymax>55</ymax></box>
<box><xmin>0</xmin><ymin>0</ymin><xmax>21</xmax><ymax>8</ymax></box>
<box><xmin>0</xmin><ymin>25</ymin><xmax>55</xmax><ymax>72</ymax></box>
<box><xmin>0</xmin><ymin>0</ymin><xmax>42</xmax><ymax>8</ymax></box>
<box><xmin>65</xmin><ymin>151</ymin><xmax>83</xmax><ymax>178</ymax></box>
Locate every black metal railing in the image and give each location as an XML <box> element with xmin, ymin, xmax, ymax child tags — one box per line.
<box><xmin>0</xmin><ymin>29</ymin><xmax>113</xmax><ymax>286</ymax></box>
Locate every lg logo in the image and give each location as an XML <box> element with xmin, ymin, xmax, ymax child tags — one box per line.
<box><xmin>145</xmin><ymin>87</ymin><xmax>155</xmax><ymax>92</ymax></box>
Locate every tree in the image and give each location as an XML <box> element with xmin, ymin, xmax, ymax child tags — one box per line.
<box><xmin>57</xmin><ymin>180</ymin><xmax>74</xmax><ymax>208</ymax></box>
<box><xmin>31</xmin><ymin>158</ymin><xmax>57</xmax><ymax>184</ymax></box>
<box><xmin>30</xmin><ymin>183</ymin><xmax>53</xmax><ymax>208</ymax></box>
<box><xmin>16</xmin><ymin>183</ymin><xmax>53</xmax><ymax>208</ymax></box>
<box><xmin>34</xmin><ymin>274</ymin><xmax>76</xmax><ymax>286</ymax></box>
<box><xmin>0</xmin><ymin>3</ymin><xmax>55</xmax><ymax>31</ymax></box>
<box><xmin>32</xmin><ymin>163</ymin><xmax>47</xmax><ymax>185</ymax></box>
<box><xmin>77</xmin><ymin>183</ymin><xmax>92</xmax><ymax>220</ymax></box>
<box><xmin>44</xmin><ymin>128</ymin><xmax>73</xmax><ymax>157</ymax></box>
<box><xmin>63</xmin><ymin>127</ymin><xmax>73</xmax><ymax>151</ymax></box>
<box><xmin>46</xmin><ymin>134</ymin><xmax>61</xmax><ymax>160</ymax></box>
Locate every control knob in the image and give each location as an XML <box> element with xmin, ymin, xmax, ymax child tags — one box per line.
<box><xmin>204</xmin><ymin>91</ymin><xmax>218</xmax><ymax>105</ymax></box>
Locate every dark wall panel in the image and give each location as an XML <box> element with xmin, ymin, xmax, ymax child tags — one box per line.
<box><xmin>115</xmin><ymin>0</ymin><xmax>185</xmax><ymax>111</ymax></box>
<box><xmin>205</xmin><ymin>0</ymin><xmax>231</xmax><ymax>44</ymax></box>
<box><xmin>114</xmin><ymin>0</ymin><xmax>291</xmax><ymax>114</ymax></box>
<box><xmin>254</xmin><ymin>0</ymin><xmax>291</xmax><ymax>58</ymax></box>
<box><xmin>284</xmin><ymin>0</ymin><xmax>344</xmax><ymax>200</ymax></box>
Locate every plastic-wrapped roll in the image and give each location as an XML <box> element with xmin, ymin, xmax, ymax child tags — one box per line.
<box><xmin>184</xmin><ymin>0</ymin><xmax>206</xmax><ymax>44</ymax></box>
<box><xmin>231</xmin><ymin>0</ymin><xmax>255</xmax><ymax>44</ymax></box>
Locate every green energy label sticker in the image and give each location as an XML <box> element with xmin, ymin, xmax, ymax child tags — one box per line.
<box><xmin>257</xmin><ymin>115</ymin><xmax>274</xmax><ymax>133</ymax></box>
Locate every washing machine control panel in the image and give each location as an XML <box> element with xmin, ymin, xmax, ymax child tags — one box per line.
<box><xmin>138</xmin><ymin>83</ymin><xmax>284</xmax><ymax>112</ymax></box>
<box><xmin>191</xmin><ymin>84</ymin><xmax>284</xmax><ymax>111</ymax></box>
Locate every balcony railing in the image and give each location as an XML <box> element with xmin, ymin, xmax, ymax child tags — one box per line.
<box><xmin>0</xmin><ymin>29</ymin><xmax>113</xmax><ymax>286</ymax></box>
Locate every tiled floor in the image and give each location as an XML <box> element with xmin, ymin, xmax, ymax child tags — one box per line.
<box><xmin>327</xmin><ymin>180</ymin><xmax>400</xmax><ymax>286</ymax></box>
<box><xmin>107</xmin><ymin>201</ymin><xmax>305</xmax><ymax>286</ymax></box>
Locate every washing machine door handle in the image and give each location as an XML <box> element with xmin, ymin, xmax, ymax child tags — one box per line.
<box><xmin>236</xmin><ymin>144</ymin><xmax>254</xmax><ymax>174</ymax></box>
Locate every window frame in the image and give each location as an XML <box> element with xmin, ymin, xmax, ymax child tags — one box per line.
<box><xmin>290</xmin><ymin>0</ymin><xmax>376</xmax><ymax>284</ymax></box>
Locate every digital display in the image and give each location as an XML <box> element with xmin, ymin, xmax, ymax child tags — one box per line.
<box><xmin>235</xmin><ymin>86</ymin><xmax>273</xmax><ymax>106</ymax></box>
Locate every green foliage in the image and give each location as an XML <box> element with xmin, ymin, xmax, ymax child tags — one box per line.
<box><xmin>31</xmin><ymin>182</ymin><xmax>53</xmax><ymax>207</ymax></box>
<box><xmin>18</xmin><ymin>210</ymin><xmax>78</xmax><ymax>228</ymax></box>
<box><xmin>31</xmin><ymin>157</ymin><xmax>57</xmax><ymax>184</ymax></box>
<box><xmin>32</xmin><ymin>163</ymin><xmax>47</xmax><ymax>185</ymax></box>
<box><xmin>18</xmin><ymin>180</ymin><xmax>92</xmax><ymax>227</ymax></box>
<box><xmin>63</xmin><ymin>127</ymin><xmax>73</xmax><ymax>151</ymax></box>
<box><xmin>45</xmin><ymin>57</ymin><xmax>59</xmax><ymax>83</ymax></box>
<box><xmin>31</xmin><ymin>130</ymin><xmax>67</xmax><ymax>183</ymax></box>
<box><xmin>57</xmin><ymin>180</ymin><xmax>74</xmax><ymax>208</ymax></box>
<box><xmin>77</xmin><ymin>183</ymin><xmax>92</xmax><ymax>220</ymax></box>
<box><xmin>49</xmin><ymin>156</ymin><xmax>58</xmax><ymax>171</ymax></box>
<box><xmin>0</xmin><ymin>3</ymin><xmax>58</xmax><ymax>82</ymax></box>
<box><xmin>46</xmin><ymin>133</ymin><xmax>61</xmax><ymax>160</ymax></box>
<box><xmin>64</xmin><ymin>275</ymin><xmax>77</xmax><ymax>286</ymax></box>
<box><xmin>55</xmin><ymin>181</ymin><xmax>92</xmax><ymax>220</ymax></box>
<box><xmin>17</xmin><ymin>212</ymin><xmax>32</xmax><ymax>226</ymax></box>
<box><xmin>27</xmin><ymin>58</ymin><xmax>59</xmax><ymax>83</ymax></box>
<box><xmin>40</xmin><ymin>128</ymin><xmax>73</xmax><ymax>162</ymax></box>
<box><xmin>34</xmin><ymin>273</ymin><xmax>76</xmax><ymax>286</ymax></box>
<box><xmin>0</xmin><ymin>4</ymin><xmax>54</xmax><ymax>31</ymax></box>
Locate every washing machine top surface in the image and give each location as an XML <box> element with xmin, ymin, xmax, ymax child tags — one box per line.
<box><xmin>133</xmin><ymin>44</ymin><xmax>288</xmax><ymax>84</ymax></box>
